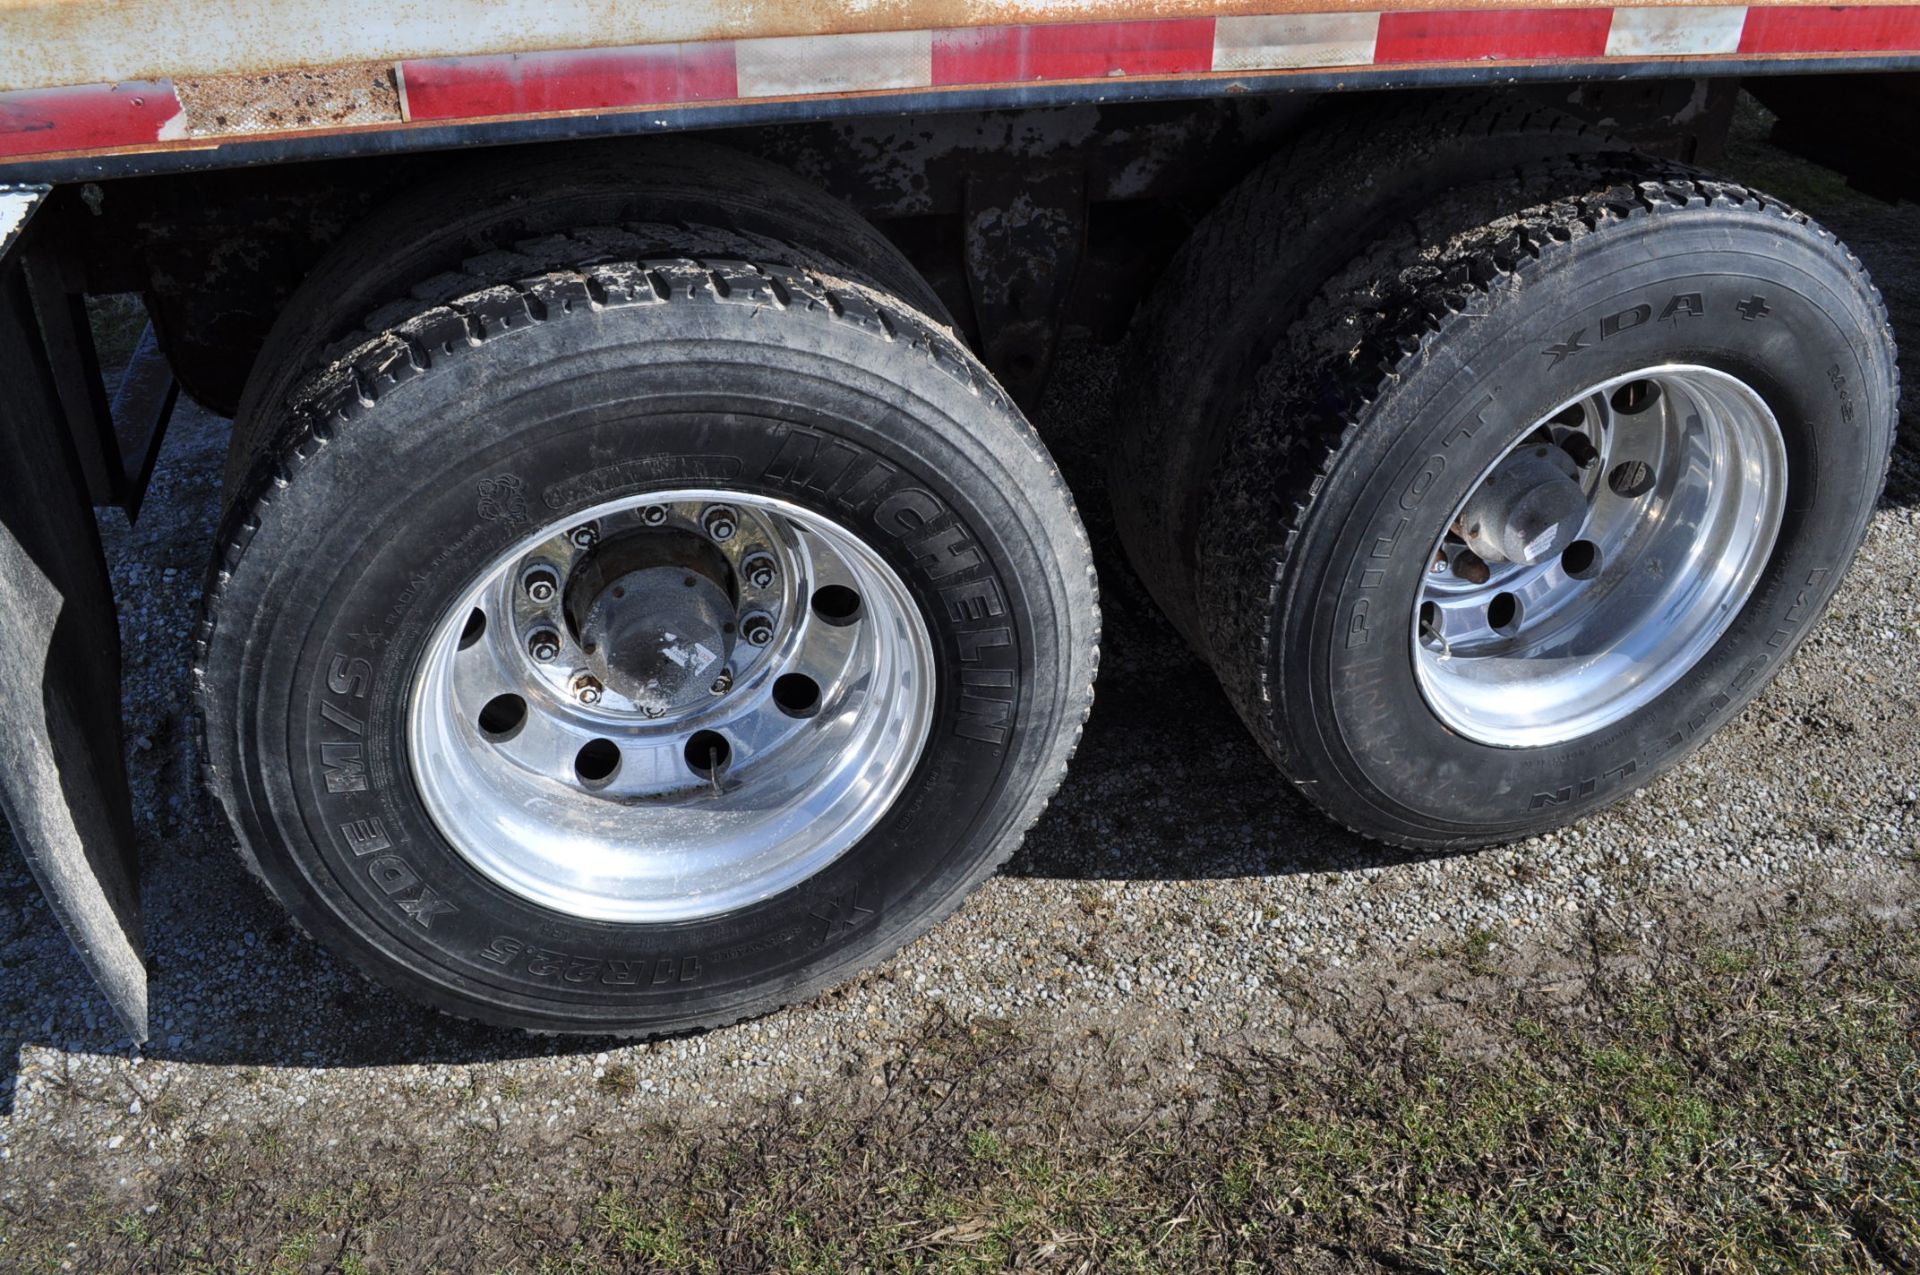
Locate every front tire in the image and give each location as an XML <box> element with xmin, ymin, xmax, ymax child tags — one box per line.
<box><xmin>1198</xmin><ymin>156</ymin><xmax>1896</xmax><ymax>847</ymax></box>
<box><xmin>196</xmin><ymin>255</ymin><xmax>1096</xmax><ymax>1034</ymax></box>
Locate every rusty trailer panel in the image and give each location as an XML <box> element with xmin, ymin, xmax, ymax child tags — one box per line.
<box><xmin>2</xmin><ymin>4</ymin><xmax>1919</xmax><ymax>173</ymax></box>
<box><xmin>0</xmin><ymin>0</ymin><xmax>1631</xmax><ymax>92</ymax></box>
<box><xmin>0</xmin><ymin>2</ymin><xmax>1912</xmax><ymax>171</ymax></box>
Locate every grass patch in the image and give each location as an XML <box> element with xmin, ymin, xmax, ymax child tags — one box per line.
<box><xmin>598</xmin><ymin>1063</ymin><xmax>638</xmax><ymax>1096</ymax></box>
<box><xmin>85</xmin><ymin>292</ymin><xmax>149</xmax><ymax>384</ymax></box>
<box><xmin>1722</xmin><ymin>94</ymin><xmax>1886</xmax><ymax>217</ymax></box>
<box><xmin>4</xmin><ymin>891</ymin><xmax>1914</xmax><ymax>1273</ymax></box>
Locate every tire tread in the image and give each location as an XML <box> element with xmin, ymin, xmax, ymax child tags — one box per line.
<box><xmin>1114</xmin><ymin>90</ymin><xmax>1613</xmax><ymax>646</ymax></box>
<box><xmin>1196</xmin><ymin>153</ymin><xmax>1896</xmax><ymax>846</ymax></box>
<box><xmin>194</xmin><ymin>252</ymin><xmax>1098</xmax><ymax>1036</ymax></box>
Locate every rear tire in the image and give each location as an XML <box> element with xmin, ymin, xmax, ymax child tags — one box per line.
<box><xmin>224</xmin><ymin>139</ymin><xmax>950</xmax><ymax>492</ymax></box>
<box><xmin>1198</xmin><ymin>156</ymin><xmax>1895</xmax><ymax>847</ymax></box>
<box><xmin>196</xmin><ymin>250</ymin><xmax>1096</xmax><ymax>1034</ymax></box>
<box><xmin>1111</xmin><ymin>91</ymin><xmax>1610</xmax><ymax>647</ymax></box>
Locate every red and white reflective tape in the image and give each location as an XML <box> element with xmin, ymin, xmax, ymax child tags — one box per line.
<box><xmin>394</xmin><ymin>43</ymin><xmax>738</xmax><ymax>122</ymax></box>
<box><xmin>398</xmin><ymin>5</ymin><xmax>1920</xmax><ymax>120</ymax></box>
<box><xmin>5</xmin><ymin>6</ymin><xmax>1920</xmax><ymax>160</ymax></box>
<box><xmin>0</xmin><ymin>81</ymin><xmax>185</xmax><ymax>160</ymax></box>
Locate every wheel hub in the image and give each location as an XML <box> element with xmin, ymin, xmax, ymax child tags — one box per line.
<box><xmin>1457</xmin><ymin>444</ymin><xmax>1588</xmax><ymax>565</ymax></box>
<box><xmin>567</xmin><ymin>529</ymin><xmax>737</xmax><ymax>716</ymax></box>
<box><xmin>408</xmin><ymin>488</ymin><xmax>938</xmax><ymax>923</ymax></box>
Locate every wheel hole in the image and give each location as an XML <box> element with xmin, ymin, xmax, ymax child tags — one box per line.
<box><xmin>458</xmin><ymin>608</ymin><xmax>486</xmax><ymax>649</ymax></box>
<box><xmin>1610</xmin><ymin>379</ymin><xmax>1661</xmax><ymax>415</ymax></box>
<box><xmin>1418</xmin><ymin>601</ymin><xmax>1442</xmax><ymax>649</ymax></box>
<box><xmin>1608</xmin><ymin>460</ymin><xmax>1656</xmax><ymax>499</ymax></box>
<box><xmin>1562</xmin><ymin>539</ymin><xmax>1602</xmax><ymax>580</ymax></box>
<box><xmin>1487</xmin><ymin>592</ymin><xmax>1523</xmax><ymax>636</ymax></box>
<box><xmin>574</xmin><ymin>738</ymin><xmax>621</xmax><ymax>785</ymax></box>
<box><xmin>811</xmin><ymin>584</ymin><xmax>863</xmax><ymax>626</ymax></box>
<box><xmin>685</xmin><ymin>730</ymin><xmax>732</xmax><ymax>779</ymax></box>
<box><xmin>477</xmin><ymin>693</ymin><xmax>527</xmax><ymax>740</ymax></box>
<box><xmin>773</xmin><ymin>673</ymin><xmax>821</xmax><ymax>718</ymax></box>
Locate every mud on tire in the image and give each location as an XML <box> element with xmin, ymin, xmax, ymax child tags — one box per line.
<box><xmin>1197</xmin><ymin>156</ymin><xmax>1896</xmax><ymax>848</ymax></box>
<box><xmin>1111</xmin><ymin>91</ymin><xmax>1613</xmax><ymax>647</ymax></box>
<box><xmin>196</xmin><ymin>254</ymin><xmax>1096</xmax><ymax>1034</ymax></box>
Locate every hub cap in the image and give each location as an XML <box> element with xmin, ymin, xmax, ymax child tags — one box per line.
<box><xmin>1412</xmin><ymin>366</ymin><xmax>1787</xmax><ymax>748</ymax></box>
<box><xmin>409</xmin><ymin>489</ymin><xmax>937</xmax><ymax>922</ymax></box>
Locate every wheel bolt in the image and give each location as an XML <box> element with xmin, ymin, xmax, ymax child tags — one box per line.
<box><xmin>1561</xmin><ymin>434</ymin><xmax>1600</xmax><ymax>469</ymax></box>
<box><xmin>743</xmin><ymin>553</ymin><xmax>777</xmax><ymax>590</ymax></box>
<box><xmin>523</xmin><ymin>567</ymin><xmax>559</xmax><ymax>604</ymax></box>
<box><xmin>528</xmin><ymin>629</ymin><xmax>560</xmax><ymax>662</ymax></box>
<box><xmin>640</xmin><ymin>505</ymin><xmax>668</xmax><ymax>527</ymax></box>
<box><xmin>568</xmin><ymin>522</ymin><xmax>599</xmax><ymax>550</ymax></box>
<box><xmin>741</xmin><ymin>612</ymin><xmax>774</xmax><ymax>646</ymax></box>
<box><xmin>572</xmin><ymin>674</ymin><xmax>603</xmax><ymax>705</ymax></box>
<box><xmin>709</xmin><ymin>670</ymin><xmax>733</xmax><ymax>696</ymax></box>
<box><xmin>703</xmin><ymin>506</ymin><xmax>739</xmax><ymax>543</ymax></box>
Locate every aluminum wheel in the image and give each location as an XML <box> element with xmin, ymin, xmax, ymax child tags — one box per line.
<box><xmin>1412</xmin><ymin>365</ymin><xmax>1787</xmax><ymax>747</ymax></box>
<box><xmin>409</xmin><ymin>488</ymin><xmax>937</xmax><ymax>922</ymax></box>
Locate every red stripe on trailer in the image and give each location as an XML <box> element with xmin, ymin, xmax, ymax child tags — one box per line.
<box><xmin>1373</xmin><ymin>8</ymin><xmax>1613</xmax><ymax>63</ymax></box>
<box><xmin>1738</xmin><ymin>4</ymin><xmax>1920</xmax><ymax>54</ymax></box>
<box><xmin>932</xmin><ymin>18</ymin><xmax>1217</xmax><ymax>84</ymax></box>
<box><xmin>399</xmin><ymin>45</ymin><xmax>739</xmax><ymax>122</ymax></box>
<box><xmin>0</xmin><ymin>81</ymin><xmax>181</xmax><ymax>159</ymax></box>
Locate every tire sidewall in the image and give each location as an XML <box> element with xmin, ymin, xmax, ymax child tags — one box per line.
<box><xmin>1279</xmin><ymin>212</ymin><xmax>1891</xmax><ymax>842</ymax></box>
<box><xmin>214</xmin><ymin>289</ymin><xmax>1073</xmax><ymax>1030</ymax></box>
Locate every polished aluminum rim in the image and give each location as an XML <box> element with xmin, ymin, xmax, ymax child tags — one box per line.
<box><xmin>1412</xmin><ymin>366</ymin><xmax>1787</xmax><ymax>748</ymax></box>
<box><xmin>409</xmin><ymin>488</ymin><xmax>937</xmax><ymax>922</ymax></box>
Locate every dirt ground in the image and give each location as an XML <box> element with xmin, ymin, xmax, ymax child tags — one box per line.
<box><xmin>1</xmin><ymin>99</ymin><xmax>1917</xmax><ymax>1273</ymax></box>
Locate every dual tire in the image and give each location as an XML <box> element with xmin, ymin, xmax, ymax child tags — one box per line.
<box><xmin>1118</xmin><ymin>141</ymin><xmax>1895</xmax><ymax>845</ymax></box>
<box><xmin>201</xmin><ymin>115</ymin><xmax>1896</xmax><ymax>1035</ymax></box>
<box><xmin>199</xmin><ymin>196</ymin><xmax>1095</xmax><ymax>1033</ymax></box>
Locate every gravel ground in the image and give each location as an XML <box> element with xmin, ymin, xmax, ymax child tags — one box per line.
<box><xmin>2</xmin><ymin>106</ymin><xmax>1918</xmax><ymax>1243</ymax></box>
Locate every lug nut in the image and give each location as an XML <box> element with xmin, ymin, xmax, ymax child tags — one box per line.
<box><xmin>640</xmin><ymin>505</ymin><xmax>668</xmax><ymax>527</ymax></box>
<box><xmin>528</xmin><ymin>629</ymin><xmax>560</xmax><ymax>662</ymax></box>
<box><xmin>568</xmin><ymin>522</ymin><xmax>599</xmax><ymax>550</ymax></box>
<box><xmin>709</xmin><ymin>670</ymin><xmax>734</xmax><ymax>696</ymax></box>
<box><xmin>743</xmin><ymin>553</ymin><xmax>777</xmax><ymax>590</ymax></box>
<box><xmin>741</xmin><ymin>612</ymin><xmax>775</xmax><ymax>646</ymax></box>
<box><xmin>1561</xmin><ymin>434</ymin><xmax>1600</xmax><ymax>469</ymax></box>
<box><xmin>703</xmin><ymin>505</ymin><xmax>739</xmax><ymax>543</ymax></box>
<box><xmin>523</xmin><ymin>567</ymin><xmax>559</xmax><ymax>604</ymax></box>
<box><xmin>571</xmin><ymin>674</ymin><xmax>603</xmax><ymax>705</ymax></box>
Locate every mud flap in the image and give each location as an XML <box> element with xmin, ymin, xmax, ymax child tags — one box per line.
<box><xmin>0</xmin><ymin>187</ymin><xmax>145</xmax><ymax>1041</ymax></box>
